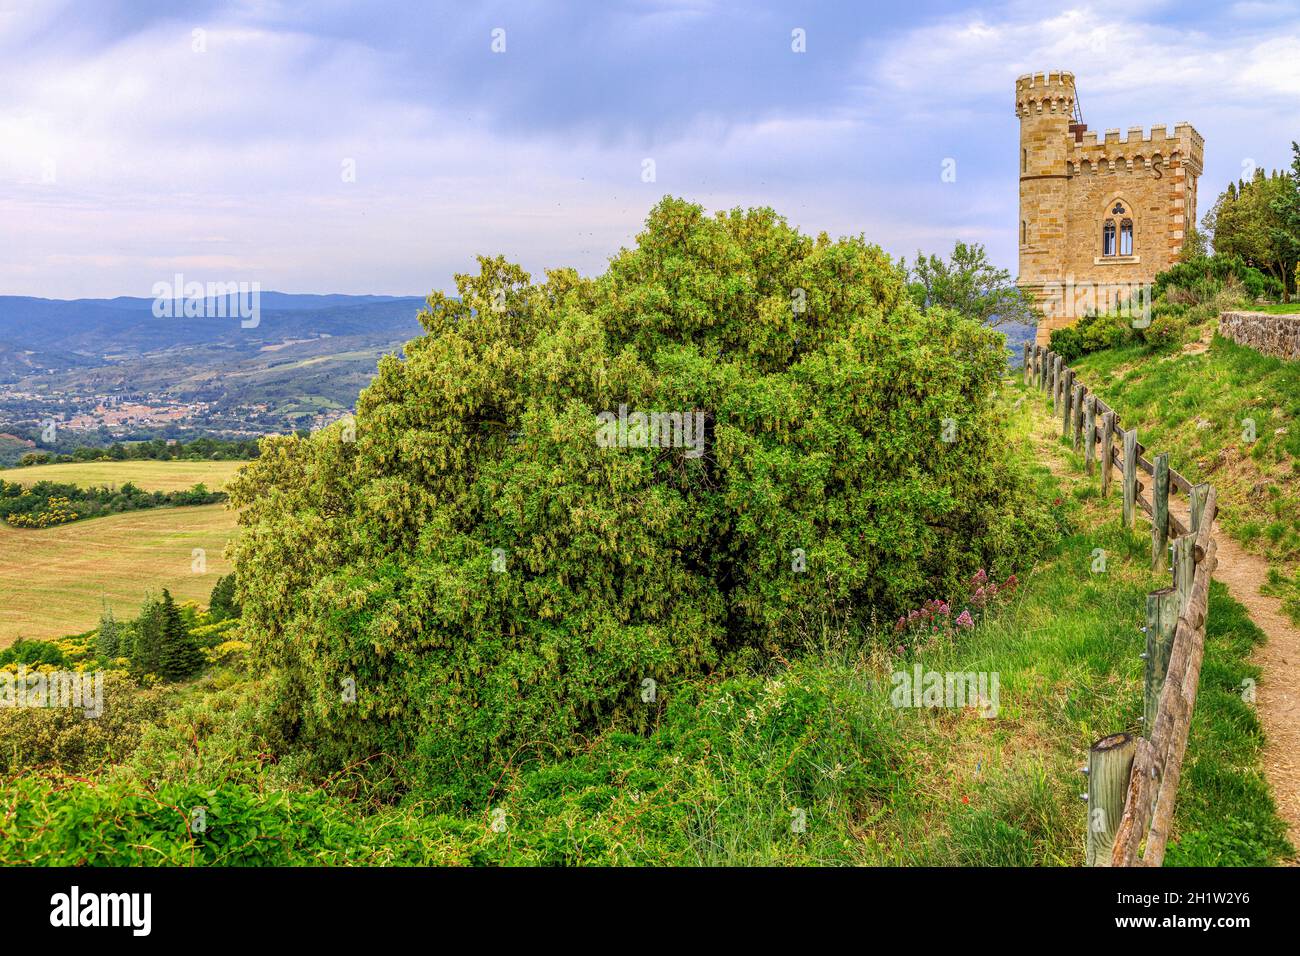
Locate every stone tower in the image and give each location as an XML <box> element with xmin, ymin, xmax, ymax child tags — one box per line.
<box><xmin>1016</xmin><ymin>71</ymin><xmax>1204</xmax><ymax>345</ymax></box>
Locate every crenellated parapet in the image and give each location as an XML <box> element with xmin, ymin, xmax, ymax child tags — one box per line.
<box><xmin>1067</xmin><ymin>123</ymin><xmax>1203</xmax><ymax>177</ymax></box>
<box><xmin>1014</xmin><ymin>71</ymin><xmax>1076</xmax><ymax>118</ymax></box>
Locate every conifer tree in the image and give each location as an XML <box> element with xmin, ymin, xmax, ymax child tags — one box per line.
<box><xmin>131</xmin><ymin>593</ymin><xmax>165</xmax><ymax>676</ymax></box>
<box><xmin>96</xmin><ymin>605</ymin><xmax>119</xmax><ymax>659</ymax></box>
<box><xmin>208</xmin><ymin>574</ymin><xmax>241</xmax><ymax>620</ymax></box>
<box><xmin>158</xmin><ymin>589</ymin><xmax>205</xmax><ymax>681</ymax></box>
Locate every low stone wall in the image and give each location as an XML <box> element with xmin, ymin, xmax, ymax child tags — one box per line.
<box><xmin>1218</xmin><ymin>311</ymin><xmax>1300</xmax><ymax>361</ymax></box>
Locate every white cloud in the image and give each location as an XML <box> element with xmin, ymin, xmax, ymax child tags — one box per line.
<box><xmin>0</xmin><ymin>0</ymin><xmax>1297</xmax><ymax>297</ymax></box>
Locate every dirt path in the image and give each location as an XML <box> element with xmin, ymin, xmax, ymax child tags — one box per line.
<box><xmin>1208</xmin><ymin>533</ymin><xmax>1300</xmax><ymax>854</ymax></box>
<box><xmin>1162</xmin><ymin>489</ymin><xmax>1300</xmax><ymax>857</ymax></box>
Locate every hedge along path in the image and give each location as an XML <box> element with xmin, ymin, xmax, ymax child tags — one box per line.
<box><xmin>1026</xmin><ymin>342</ymin><xmax>1300</xmax><ymax>863</ymax></box>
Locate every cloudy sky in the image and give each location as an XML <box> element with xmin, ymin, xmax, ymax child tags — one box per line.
<box><xmin>1</xmin><ymin>0</ymin><xmax>1298</xmax><ymax>298</ymax></box>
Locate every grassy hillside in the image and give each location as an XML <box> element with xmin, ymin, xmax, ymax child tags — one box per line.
<box><xmin>0</xmin><ymin>502</ymin><xmax>237</xmax><ymax>644</ymax></box>
<box><xmin>1016</xmin><ymin>377</ymin><xmax>1292</xmax><ymax>865</ymax></box>
<box><xmin>1</xmin><ymin>459</ymin><xmax>245</xmax><ymax>492</ymax></box>
<box><xmin>1072</xmin><ymin>333</ymin><xmax>1300</xmax><ymax>615</ymax></box>
<box><xmin>1</xmin><ymin>381</ymin><xmax>1288</xmax><ymax>865</ymax></box>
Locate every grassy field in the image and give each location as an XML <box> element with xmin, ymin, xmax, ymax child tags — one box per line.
<box><xmin>0</xmin><ymin>459</ymin><xmax>246</xmax><ymax>492</ymax></box>
<box><xmin>0</xmin><ymin>503</ymin><xmax>238</xmax><ymax>645</ymax></box>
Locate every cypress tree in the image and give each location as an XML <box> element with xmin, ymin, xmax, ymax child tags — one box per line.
<box><xmin>96</xmin><ymin>605</ymin><xmax>119</xmax><ymax>659</ymax></box>
<box><xmin>131</xmin><ymin>593</ymin><xmax>166</xmax><ymax>677</ymax></box>
<box><xmin>158</xmin><ymin>589</ymin><xmax>205</xmax><ymax>681</ymax></box>
<box><xmin>208</xmin><ymin>574</ymin><xmax>240</xmax><ymax>620</ymax></box>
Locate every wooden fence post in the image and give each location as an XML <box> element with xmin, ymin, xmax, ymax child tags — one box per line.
<box><xmin>1100</xmin><ymin>411</ymin><xmax>1116</xmax><ymax>497</ymax></box>
<box><xmin>1174</xmin><ymin>535</ymin><xmax>1195</xmax><ymax>611</ymax></box>
<box><xmin>1143</xmin><ymin>587</ymin><xmax>1179</xmax><ymax>733</ymax></box>
<box><xmin>1052</xmin><ymin>356</ymin><xmax>1062</xmax><ymax>410</ymax></box>
<box><xmin>1122</xmin><ymin>429</ymin><xmax>1138</xmax><ymax>528</ymax></box>
<box><xmin>1084</xmin><ymin>395</ymin><xmax>1097</xmax><ymax>475</ymax></box>
<box><xmin>1190</xmin><ymin>482</ymin><xmax>1209</xmax><ymax>533</ymax></box>
<box><xmin>1024</xmin><ymin>342</ymin><xmax>1032</xmax><ymax>384</ymax></box>
<box><xmin>1152</xmin><ymin>453</ymin><xmax>1170</xmax><ymax>571</ymax></box>
<box><xmin>1062</xmin><ymin>370</ymin><xmax>1075</xmax><ymax>440</ymax></box>
<box><xmin>1085</xmin><ymin>732</ymin><xmax>1137</xmax><ymax>867</ymax></box>
<box><xmin>1073</xmin><ymin>384</ymin><xmax>1086</xmax><ymax>450</ymax></box>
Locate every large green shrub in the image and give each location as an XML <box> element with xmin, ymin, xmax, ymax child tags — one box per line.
<box><xmin>0</xmin><ymin>639</ymin><xmax>67</xmax><ymax>668</ymax></box>
<box><xmin>0</xmin><ymin>675</ymin><xmax>164</xmax><ymax>774</ymax></box>
<box><xmin>1047</xmin><ymin>325</ymin><xmax>1084</xmax><ymax>364</ymax></box>
<box><xmin>1153</xmin><ymin>254</ymin><xmax>1283</xmax><ymax>304</ymax></box>
<box><xmin>1140</xmin><ymin>309</ymin><xmax>1189</xmax><ymax>350</ymax></box>
<box><xmin>227</xmin><ymin>197</ymin><xmax>1054</xmax><ymax>803</ymax></box>
<box><xmin>1048</xmin><ymin>310</ymin><xmax>1133</xmax><ymax>363</ymax></box>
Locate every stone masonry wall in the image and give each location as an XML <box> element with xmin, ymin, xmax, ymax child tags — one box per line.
<box><xmin>1219</xmin><ymin>311</ymin><xmax>1300</xmax><ymax>361</ymax></box>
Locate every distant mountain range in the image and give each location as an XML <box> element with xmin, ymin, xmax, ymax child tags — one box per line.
<box><xmin>0</xmin><ymin>293</ymin><xmax>427</xmax><ymax>368</ymax></box>
<box><xmin>0</xmin><ymin>293</ymin><xmax>430</xmax><ymax>446</ymax></box>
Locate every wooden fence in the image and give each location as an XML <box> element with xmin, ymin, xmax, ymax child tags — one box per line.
<box><xmin>1022</xmin><ymin>342</ymin><xmax>1220</xmax><ymax>867</ymax></box>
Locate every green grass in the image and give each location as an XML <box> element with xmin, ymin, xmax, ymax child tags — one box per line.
<box><xmin>1251</xmin><ymin>303</ymin><xmax>1300</xmax><ymax>314</ymax></box>
<box><xmin>1074</xmin><ymin>334</ymin><xmax>1300</xmax><ymax>565</ymax></box>
<box><xmin>1073</xmin><ymin>332</ymin><xmax>1300</xmax><ymax>621</ymax></box>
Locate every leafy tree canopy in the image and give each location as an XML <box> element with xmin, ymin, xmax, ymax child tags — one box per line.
<box><xmin>904</xmin><ymin>241</ymin><xmax>1038</xmax><ymax>328</ymax></box>
<box><xmin>227</xmin><ymin>197</ymin><xmax>1054</xmax><ymax>804</ymax></box>
<box><xmin>1203</xmin><ymin>154</ymin><xmax>1300</xmax><ymax>300</ymax></box>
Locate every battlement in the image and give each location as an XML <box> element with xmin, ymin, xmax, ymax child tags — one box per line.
<box><xmin>1070</xmin><ymin>122</ymin><xmax>1203</xmax><ymax>174</ymax></box>
<box><xmin>1015</xmin><ymin>70</ymin><xmax>1076</xmax><ymax>117</ymax></box>
<box><xmin>1082</xmin><ymin>123</ymin><xmax>1191</xmax><ymax>146</ymax></box>
<box><xmin>1015</xmin><ymin>71</ymin><xmax>1075</xmax><ymax>91</ymax></box>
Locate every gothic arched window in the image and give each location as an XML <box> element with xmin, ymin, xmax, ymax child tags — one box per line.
<box><xmin>1102</xmin><ymin>220</ymin><xmax>1117</xmax><ymax>257</ymax></box>
<box><xmin>1120</xmin><ymin>219</ymin><xmax>1134</xmax><ymax>256</ymax></box>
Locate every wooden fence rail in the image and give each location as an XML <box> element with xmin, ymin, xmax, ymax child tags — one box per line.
<box><xmin>1022</xmin><ymin>342</ymin><xmax>1219</xmax><ymax>867</ymax></box>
